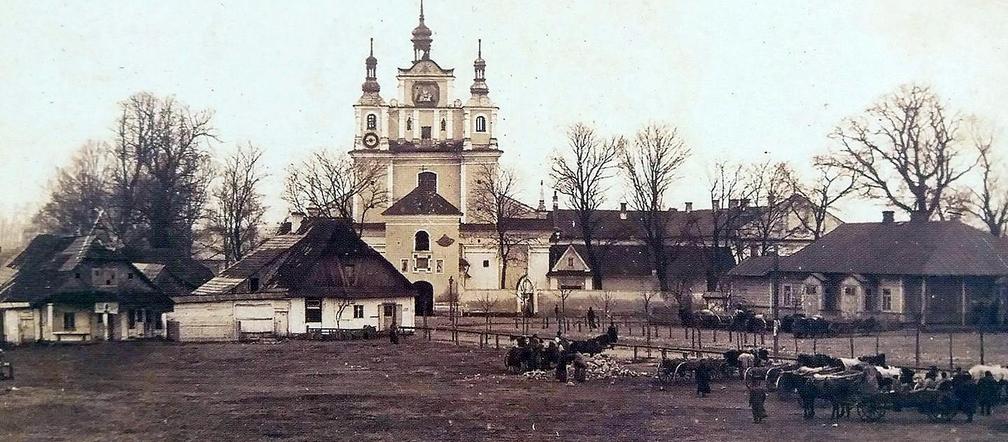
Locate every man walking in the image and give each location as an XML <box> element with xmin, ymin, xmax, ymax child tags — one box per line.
<box><xmin>748</xmin><ymin>384</ymin><xmax>768</xmax><ymax>423</ymax></box>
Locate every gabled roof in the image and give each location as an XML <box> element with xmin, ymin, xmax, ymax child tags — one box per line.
<box><xmin>547</xmin><ymin>244</ymin><xmax>734</xmax><ymax>279</ymax></box>
<box><xmin>120</xmin><ymin>247</ymin><xmax>214</xmax><ymax>290</ymax></box>
<box><xmin>382</xmin><ymin>187</ymin><xmax>462</xmax><ymax>216</ymax></box>
<box><xmin>550</xmin><ymin>207</ymin><xmax>765</xmax><ymax>242</ymax></box>
<box><xmin>0</xmin><ymin>233</ymin><xmax>168</xmax><ymax>306</ymax></box>
<box><xmin>730</xmin><ymin>220</ymin><xmax>1008</xmax><ymax>277</ymax></box>
<box><xmin>181</xmin><ymin>219</ymin><xmax>414</xmax><ymax>303</ymax></box>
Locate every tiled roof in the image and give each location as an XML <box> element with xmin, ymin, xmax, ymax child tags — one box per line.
<box><xmin>731</xmin><ymin>220</ymin><xmax>1008</xmax><ymax>277</ymax></box>
<box><xmin>550</xmin><ymin>207</ymin><xmax>764</xmax><ymax>242</ymax></box>
<box><xmin>182</xmin><ymin>219</ymin><xmax>414</xmax><ymax>302</ymax></box>
<box><xmin>382</xmin><ymin>187</ymin><xmax>462</xmax><ymax>216</ymax></box>
<box><xmin>547</xmin><ymin>244</ymin><xmax>734</xmax><ymax>279</ymax></box>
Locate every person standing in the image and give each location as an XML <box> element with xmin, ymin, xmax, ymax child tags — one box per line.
<box><xmin>978</xmin><ymin>371</ymin><xmax>998</xmax><ymax>416</ymax></box>
<box><xmin>587</xmin><ymin>307</ymin><xmax>597</xmax><ymax>330</ymax></box>
<box><xmin>748</xmin><ymin>384</ymin><xmax>768</xmax><ymax>423</ymax></box>
<box><xmin>695</xmin><ymin>366</ymin><xmax>711</xmax><ymax>398</ymax></box>
<box><xmin>389</xmin><ymin>324</ymin><xmax>399</xmax><ymax>345</ymax></box>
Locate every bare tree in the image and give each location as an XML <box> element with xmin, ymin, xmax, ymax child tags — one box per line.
<box><xmin>107</xmin><ymin>92</ymin><xmax>216</xmax><ymax>250</ymax></box>
<box><xmin>640</xmin><ymin>290</ymin><xmax>656</xmax><ymax>320</ymax></box>
<box><xmin>744</xmin><ymin>161</ymin><xmax>798</xmax><ymax>256</ymax></box>
<box><xmin>551</xmin><ymin>123</ymin><xmax>623</xmax><ymax>289</ymax></box>
<box><xmin>556</xmin><ymin>288</ymin><xmax>573</xmax><ymax>330</ymax></box>
<box><xmin>471</xmin><ymin>163</ymin><xmax>531</xmax><ymax>289</ymax></box>
<box><xmin>691</xmin><ymin>161</ymin><xmax>752</xmax><ymax>290</ymax></box>
<box><xmin>789</xmin><ymin>161</ymin><xmax>855</xmax><ymax>240</ymax></box>
<box><xmin>590</xmin><ymin>290</ymin><xmax>616</xmax><ymax>324</ymax></box>
<box><xmin>204</xmin><ymin>143</ymin><xmax>268</xmax><ymax>266</ymax></box>
<box><xmin>969</xmin><ymin>135</ymin><xmax>1008</xmax><ymax>236</ymax></box>
<box><xmin>620</xmin><ymin>124</ymin><xmax>690</xmax><ymax>296</ymax></box>
<box><xmin>33</xmin><ymin>141</ymin><xmax>110</xmax><ymax>235</ymax></box>
<box><xmin>475</xmin><ymin>292</ymin><xmax>499</xmax><ymax>331</ymax></box>
<box><xmin>822</xmin><ymin>85</ymin><xmax>976</xmax><ymax>220</ymax></box>
<box><xmin>283</xmin><ymin>149</ymin><xmax>387</xmax><ymax>236</ymax></box>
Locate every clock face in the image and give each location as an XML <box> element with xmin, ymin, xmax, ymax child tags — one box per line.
<box><xmin>411</xmin><ymin>81</ymin><xmax>439</xmax><ymax>107</ymax></box>
<box><xmin>362</xmin><ymin>132</ymin><xmax>379</xmax><ymax>148</ymax></box>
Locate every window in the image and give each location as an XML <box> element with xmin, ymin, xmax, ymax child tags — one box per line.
<box><xmin>440</xmin><ymin>118</ymin><xmax>446</xmax><ymax>131</ymax></box>
<box><xmin>75</xmin><ymin>272</ymin><xmax>80</xmax><ymax>279</ymax></box>
<box><xmin>366</xmin><ymin>114</ymin><xmax>377</xmax><ymax>130</ymax></box>
<box><xmin>353</xmin><ymin>305</ymin><xmax>364</xmax><ymax>319</ymax></box>
<box><xmin>406</xmin><ymin>118</ymin><xmax>413</xmax><ymax>131</ymax></box>
<box><xmin>249</xmin><ymin>277</ymin><xmax>260</xmax><ymax>292</ymax></box>
<box><xmin>435</xmin><ymin>259</ymin><xmax>444</xmax><ymax>273</ymax></box>
<box><xmin>401</xmin><ymin>259</ymin><xmax>409</xmax><ymax>272</ymax></box>
<box><xmin>63</xmin><ymin>312</ymin><xmax>76</xmax><ymax>331</ymax></box>
<box><xmin>844</xmin><ymin>285</ymin><xmax>856</xmax><ymax>297</ymax></box>
<box><xmin>782</xmin><ymin>285</ymin><xmax>793</xmax><ymax>307</ymax></box>
<box><xmin>128</xmin><ymin>309</ymin><xmax>136</xmax><ymax>328</ymax></box>
<box><xmin>881</xmin><ymin>288</ymin><xmax>893</xmax><ymax>311</ymax></box>
<box><xmin>568</xmin><ymin>257</ymin><xmax>574</xmax><ymax>267</ymax></box>
<box><xmin>482</xmin><ymin>260</ymin><xmax>490</xmax><ymax>268</ymax></box>
<box><xmin>305</xmin><ymin>298</ymin><xmax>323</xmax><ymax>323</ymax></box>
<box><xmin>127</xmin><ymin>272</ymin><xmax>133</xmax><ymax>279</ymax></box>
<box><xmin>805</xmin><ymin>284</ymin><xmax>818</xmax><ymax>295</ymax></box>
<box><xmin>418</xmin><ymin>171</ymin><xmax>437</xmax><ymax>191</ymax></box>
<box><xmin>475</xmin><ymin>115</ymin><xmax>487</xmax><ymax>132</ymax></box>
<box><xmin>421</xmin><ymin>126</ymin><xmax>432</xmax><ymax>139</ymax></box>
<box><xmin>414</xmin><ymin>231</ymin><xmax>430</xmax><ymax>251</ymax></box>
<box><xmin>415</xmin><ymin>256</ymin><xmax>430</xmax><ymax>272</ymax></box>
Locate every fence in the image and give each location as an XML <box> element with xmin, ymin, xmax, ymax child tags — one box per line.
<box><xmin>416</xmin><ymin>315</ymin><xmax>1004</xmax><ymax>370</ymax></box>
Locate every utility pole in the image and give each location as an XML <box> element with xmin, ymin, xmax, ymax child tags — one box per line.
<box><xmin>771</xmin><ymin>244</ymin><xmax>780</xmax><ymax>360</ymax></box>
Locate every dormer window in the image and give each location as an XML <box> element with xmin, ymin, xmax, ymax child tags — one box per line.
<box><xmin>366</xmin><ymin>114</ymin><xmax>377</xmax><ymax>130</ymax></box>
<box><xmin>249</xmin><ymin>277</ymin><xmax>260</xmax><ymax>292</ymax></box>
<box><xmin>475</xmin><ymin>115</ymin><xmax>487</xmax><ymax>132</ymax></box>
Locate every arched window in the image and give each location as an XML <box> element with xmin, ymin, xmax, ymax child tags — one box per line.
<box><xmin>475</xmin><ymin>115</ymin><xmax>487</xmax><ymax>132</ymax></box>
<box><xmin>366</xmin><ymin>114</ymin><xmax>377</xmax><ymax>130</ymax></box>
<box><xmin>406</xmin><ymin>118</ymin><xmax>413</xmax><ymax>131</ymax></box>
<box><xmin>418</xmin><ymin>171</ymin><xmax>437</xmax><ymax>191</ymax></box>
<box><xmin>440</xmin><ymin>118</ymin><xmax>447</xmax><ymax>131</ymax></box>
<box><xmin>414</xmin><ymin>231</ymin><xmax>430</xmax><ymax>251</ymax></box>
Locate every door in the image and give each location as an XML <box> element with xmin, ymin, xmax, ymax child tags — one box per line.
<box><xmin>274</xmin><ymin>310</ymin><xmax>289</xmax><ymax>336</ymax></box>
<box><xmin>382</xmin><ymin>304</ymin><xmax>397</xmax><ymax>330</ymax></box>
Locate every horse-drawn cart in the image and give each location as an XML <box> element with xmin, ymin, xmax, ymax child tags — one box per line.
<box><xmin>856</xmin><ymin>389</ymin><xmax>960</xmax><ymax>422</ymax></box>
<box><xmin>656</xmin><ymin>357</ymin><xmax>730</xmax><ymax>385</ymax></box>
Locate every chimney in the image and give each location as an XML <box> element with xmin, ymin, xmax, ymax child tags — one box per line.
<box><xmin>729</xmin><ymin>199</ymin><xmax>740</xmax><ymax>208</ymax></box>
<box><xmin>537</xmin><ymin>180</ymin><xmax>546</xmax><ymax>212</ymax></box>
<box><xmin>619</xmin><ymin>202</ymin><xmax>627</xmax><ymax>220</ymax></box>
<box><xmin>685</xmin><ymin>201</ymin><xmax>693</xmax><ymax>213</ymax></box>
<box><xmin>552</xmin><ymin>190</ymin><xmax>559</xmax><ymax>211</ymax></box>
<box><xmin>881</xmin><ymin>210</ymin><xmax>894</xmax><ymax>224</ymax></box>
<box><xmin>306</xmin><ymin>206</ymin><xmax>321</xmax><ymax>217</ymax></box>
<box><xmin>289</xmin><ymin>211</ymin><xmax>306</xmax><ymax>230</ymax></box>
<box><xmin>740</xmin><ymin>198</ymin><xmax>750</xmax><ymax>209</ymax></box>
<box><xmin>712</xmin><ymin>199</ymin><xmax>720</xmax><ymax>211</ymax></box>
<box><xmin>909</xmin><ymin>210</ymin><xmax>928</xmax><ymax>223</ymax></box>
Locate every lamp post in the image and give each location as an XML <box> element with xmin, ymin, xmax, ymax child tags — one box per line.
<box><xmin>771</xmin><ymin>243</ymin><xmax>780</xmax><ymax>360</ymax></box>
<box><xmin>448</xmin><ymin>276</ymin><xmax>457</xmax><ymax>327</ymax></box>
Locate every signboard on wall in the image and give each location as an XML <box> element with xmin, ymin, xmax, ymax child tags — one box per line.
<box><xmin>94</xmin><ymin>302</ymin><xmax>119</xmax><ymax>314</ymax></box>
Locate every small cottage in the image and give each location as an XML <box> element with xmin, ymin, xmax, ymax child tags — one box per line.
<box><xmin>728</xmin><ymin>212</ymin><xmax>1008</xmax><ymax>326</ymax></box>
<box><xmin>0</xmin><ymin>234</ymin><xmax>174</xmax><ymax>344</ymax></box>
<box><xmin>170</xmin><ymin>218</ymin><xmax>416</xmax><ymax>342</ymax></box>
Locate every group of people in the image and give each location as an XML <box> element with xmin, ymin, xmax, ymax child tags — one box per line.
<box><xmin>907</xmin><ymin>366</ymin><xmax>1001</xmax><ymax>421</ymax></box>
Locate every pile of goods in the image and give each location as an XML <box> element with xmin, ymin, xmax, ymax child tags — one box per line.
<box><xmin>521</xmin><ymin>354</ymin><xmax>648</xmax><ymax>381</ymax></box>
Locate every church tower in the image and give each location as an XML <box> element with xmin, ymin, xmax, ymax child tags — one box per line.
<box><xmin>350</xmin><ymin>2</ymin><xmax>503</xmax><ymax>314</ymax></box>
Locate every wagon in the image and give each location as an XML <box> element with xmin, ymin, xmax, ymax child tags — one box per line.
<box><xmin>656</xmin><ymin>357</ymin><xmax>730</xmax><ymax>385</ymax></box>
<box><xmin>856</xmin><ymin>389</ymin><xmax>960</xmax><ymax>422</ymax></box>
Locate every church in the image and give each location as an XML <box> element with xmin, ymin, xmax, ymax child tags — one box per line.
<box><xmin>347</xmin><ymin>4</ymin><xmax>837</xmax><ymax>319</ymax></box>
<box><xmin>349</xmin><ymin>5</ymin><xmax>555</xmax><ymax>316</ymax></box>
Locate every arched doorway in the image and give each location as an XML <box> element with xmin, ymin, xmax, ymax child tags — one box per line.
<box><xmin>413</xmin><ymin>281</ymin><xmax>434</xmax><ymax>316</ymax></box>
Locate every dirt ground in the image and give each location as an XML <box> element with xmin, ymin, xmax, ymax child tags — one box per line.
<box><xmin>1</xmin><ymin>339</ymin><xmax>1006</xmax><ymax>442</ymax></box>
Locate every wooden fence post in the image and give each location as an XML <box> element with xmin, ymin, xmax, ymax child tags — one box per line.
<box><xmin>875</xmin><ymin>334</ymin><xmax>880</xmax><ymax>356</ymax></box>
<box><xmin>495</xmin><ymin>334</ymin><xmax>500</xmax><ymax>350</ymax></box>
<box><xmin>713</xmin><ymin>328</ymin><xmax>717</xmax><ymax>343</ymax></box>
<box><xmin>948</xmin><ymin>332</ymin><xmax>954</xmax><ymax>370</ymax></box>
<box><xmin>633</xmin><ymin>346</ymin><xmax>638</xmax><ymax>362</ymax></box>
<box><xmin>915</xmin><ymin>326</ymin><xmax>921</xmax><ymax>368</ymax></box>
<box><xmin>848</xmin><ymin>335</ymin><xmax>854</xmax><ymax>358</ymax></box>
<box><xmin>980</xmin><ymin>328</ymin><xmax>986</xmax><ymax>365</ymax></box>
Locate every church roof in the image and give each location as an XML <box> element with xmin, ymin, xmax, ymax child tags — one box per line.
<box><xmin>382</xmin><ymin>187</ymin><xmax>462</xmax><ymax>217</ymax></box>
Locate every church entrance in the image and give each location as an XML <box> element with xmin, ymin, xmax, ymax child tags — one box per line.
<box><xmin>413</xmin><ymin>281</ymin><xmax>434</xmax><ymax>316</ymax></box>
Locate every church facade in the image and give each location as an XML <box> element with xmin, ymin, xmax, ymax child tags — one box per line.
<box><xmin>349</xmin><ymin>6</ymin><xmax>553</xmax><ymax>315</ymax></box>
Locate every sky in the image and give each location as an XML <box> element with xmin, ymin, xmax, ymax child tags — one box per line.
<box><xmin>2</xmin><ymin>0</ymin><xmax>1007</xmax><ymax>225</ymax></box>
